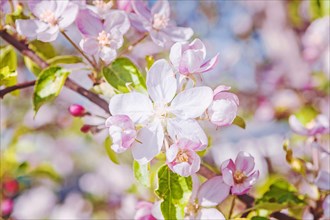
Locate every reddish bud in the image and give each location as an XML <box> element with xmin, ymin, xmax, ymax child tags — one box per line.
<box><xmin>80</xmin><ymin>125</ymin><xmax>92</xmax><ymax>133</ymax></box>
<box><xmin>1</xmin><ymin>199</ymin><xmax>13</xmax><ymax>217</ymax></box>
<box><xmin>3</xmin><ymin>179</ymin><xmax>19</xmax><ymax>196</ymax></box>
<box><xmin>68</xmin><ymin>104</ymin><xmax>86</xmax><ymax>117</ymax></box>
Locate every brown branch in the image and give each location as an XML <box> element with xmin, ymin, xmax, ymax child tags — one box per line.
<box><xmin>0</xmin><ymin>80</ymin><xmax>35</xmax><ymax>98</ymax></box>
<box><xmin>0</xmin><ymin>29</ymin><xmax>109</xmax><ymax>113</ymax></box>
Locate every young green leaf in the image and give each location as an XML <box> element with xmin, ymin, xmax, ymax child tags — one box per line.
<box><xmin>33</xmin><ymin>66</ymin><xmax>70</xmax><ymax>113</ymax></box>
<box><xmin>102</xmin><ymin>58</ymin><xmax>146</xmax><ymax>93</ymax></box>
<box><xmin>155</xmin><ymin>165</ymin><xmax>192</xmax><ymax>220</ymax></box>
<box><xmin>47</xmin><ymin>55</ymin><xmax>83</xmax><ymax>65</ymax></box>
<box><xmin>0</xmin><ymin>45</ymin><xmax>17</xmax><ymax>89</ymax></box>
<box><xmin>233</xmin><ymin>115</ymin><xmax>246</xmax><ymax>129</ymax></box>
<box><xmin>133</xmin><ymin>160</ymin><xmax>150</xmax><ymax>187</ymax></box>
<box><xmin>104</xmin><ymin>137</ymin><xmax>120</xmax><ymax>164</ymax></box>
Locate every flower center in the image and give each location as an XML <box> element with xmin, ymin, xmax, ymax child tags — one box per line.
<box><xmin>93</xmin><ymin>0</ymin><xmax>113</xmax><ymax>11</ymax></box>
<box><xmin>233</xmin><ymin>170</ymin><xmax>247</xmax><ymax>184</ymax></box>
<box><xmin>152</xmin><ymin>13</ymin><xmax>169</xmax><ymax>30</ymax></box>
<box><xmin>186</xmin><ymin>202</ymin><xmax>199</xmax><ymax>216</ymax></box>
<box><xmin>97</xmin><ymin>30</ymin><xmax>111</xmax><ymax>47</ymax></box>
<box><xmin>40</xmin><ymin>10</ymin><xmax>57</xmax><ymax>26</ymax></box>
<box><xmin>154</xmin><ymin>103</ymin><xmax>168</xmax><ymax>119</ymax></box>
<box><xmin>176</xmin><ymin>149</ymin><xmax>189</xmax><ymax>163</ymax></box>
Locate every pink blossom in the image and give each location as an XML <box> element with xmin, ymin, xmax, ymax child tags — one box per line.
<box><xmin>16</xmin><ymin>0</ymin><xmax>78</xmax><ymax>42</ymax></box>
<box><xmin>109</xmin><ymin>59</ymin><xmax>212</xmax><ymax>164</ymax></box>
<box><xmin>1</xmin><ymin>198</ymin><xmax>13</xmax><ymax>217</ymax></box>
<box><xmin>289</xmin><ymin>114</ymin><xmax>329</xmax><ymax>137</ymax></box>
<box><xmin>166</xmin><ymin>139</ymin><xmax>203</xmax><ymax>177</ymax></box>
<box><xmin>134</xmin><ymin>202</ymin><xmax>156</xmax><ymax>220</ymax></box>
<box><xmin>169</xmin><ymin>39</ymin><xmax>219</xmax><ymax>76</ymax></box>
<box><xmin>88</xmin><ymin>0</ymin><xmax>113</xmax><ymax>17</ymax></box>
<box><xmin>207</xmin><ymin>85</ymin><xmax>239</xmax><ymax>127</ymax></box>
<box><xmin>187</xmin><ymin>176</ymin><xmax>229</xmax><ymax>219</ymax></box>
<box><xmin>315</xmin><ymin>170</ymin><xmax>330</xmax><ymax>191</ymax></box>
<box><xmin>323</xmin><ymin>195</ymin><xmax>330</xmax><ymax>218</ymax></box>
<box><xmin>105</xmin><ymin>115</ymin><xmax>137</xmax><ymax>153</ymax></box>
<box><xmin>68</xmin><ymin>104</ymin><xmax>86</xmax><ymax>117</ymax></box>
<box><xmin>221</xmin><ymin>151</ymin><xmax>259</xmax><ymax>195</ymax></box>
<box><xmin>117</xmin><ymin>0</ymin><xmax>133</xmax><ymax>12</ymax></box>
<box><xmin>76</xmin><ymin>9</ymin><xmax>130</xmax><ymax>64</ymax></box>
<box><xmin>131</xmin><ymin>0</ymin><xmax>193</xmax><ymax>47</ymax></box>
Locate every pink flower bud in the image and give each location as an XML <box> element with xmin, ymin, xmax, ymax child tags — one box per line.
<box><xmin>134</xmin><ymin>201</ymin><xmax>157</xmax><ymax>220</ymax></box>
<box><xmin>3</xmin><ymin>179</ymin><xmax>19</xmax><ymax>196</ymax></box>
<box><xmin>1</xmin><ymin>198</ymin><xmax>13</xmax><ymax>217</ymax></box>
<box><xmin>68</xmin><ymin>104</ymin><xmax>86</xmax><ymax>117</ymax></box>
<box><xmin>80</xmin><ymin>125</ymin><xmax>92</xmax><ymax>133</ymax></box>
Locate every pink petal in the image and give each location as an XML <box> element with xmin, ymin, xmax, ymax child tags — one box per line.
<box><xmin>315</xmin><ymin>170</ymin><xmax>330</xmax><ymax>190</ymax></box>
<box><xmin>221</xmin><ymin>159</ymin><xmax>236</xmax><ymax>172</ymax></box>
<box><xmin>54</xmin><ymin>0</ymin><xmax>69</xmax><ymax>18</ymax></box>
<box><xmin>197</xmin><ymin>208</ymin><xmax>225</xmax><ymax>220</ymax></box>
<box><xmin>166</xmin><ymin>144</ymin><xmax>179</xmax><ymax>163</ymax></box>
<box><xmin>198</xmin><ymin>53</ymin><xmax>219</xmax><ymax>73</ymax></box>
<box><xmin>179</xmin><ymin>49</ymin><xmax>205</xmax><ymax>74</ymax></box>
<box><xmin>79</xmin><ymin>38</ymin><xmax>99</xmax><ymax>55</ymax></box>
<box><xmin>169</xmin><ymin>42</ymin><xmax>184</xmax><ymax>69</ymax></box>
<box><xmin>32</xmin><ymin>0</ymin><xmax>56</xmax><ymax>18</ymax></box>
<box><xmin>188</xmin><ymin>39</ymin><xmax>206</xmax><ymax>58</ymax></box>
<box><xmin>149</xmin><ymin>29</ymin><xmax>169</xmax><ymax>47</ymax></box>
<box><xmin>99</xmin><ymin>46</ymin><xmax>117</xmax><ymax>64</ymax></box>
<box><xmin>235</xmin><ymin>151</ymin><xmax>255</xmax><ymax>174</ymax></box>
<box><xmin>214</xmin><ymin>92</ymin><xmax>239</xmax><ymax>106</ymax></box>
<box><xmin>323</xmin><ymin>195</ymin><xmax>330</xmax><ymax>218</ymax></box>
<box><xmin>15</xmin><ymin>19</ymin><xmax>47</xmax><ymax>38</ymax></box>
<box><xmin>151</xmin><ymin>0</ymin><xmax>170</xmax><ymax>18</ymax></box>
<box><xmin>172</xmin><ymin>162</ymin><xmax>192</xmax><ymax>177</ymax></box>
<box><xmin>37</xmin><ymin>26</ymin><xmax>59</xmax><ymax>42</ymax></box>
<box><xmin>104</xmin><ymin>10</ymin><xmax>130</xmax><ymax>35</ymax></box>
<box><xmin>58</xmin><ymin>3</ymin><xmax>79</xmax><ymax>29</ymax></box>
<box><xmin>132</xmin><ymin>0</ymin><xmax>151</xmax><ymax>20</ymax></box>
<box><xmin>213</xmin><ymin>85</ymin><xmax>231</xmax><ymax>96</ymax></box>
<box><xmin>76</xmin><ymin>9</ymin><xmax>103</xmax><ymax>37</ymax></box>
<box><xmin>197</xmin><ymin>176</ymin><xmax>230</xmax><ymax>207</ymax></box>
<box><xmin>222</xmin><ymin>167</ymin><xmax>235</xmax><ymax>186</ymax></box>
<box><xmin>163</xmin><ymin>26</ymin><xmax>193</xmax><ymax>42</ymax></box>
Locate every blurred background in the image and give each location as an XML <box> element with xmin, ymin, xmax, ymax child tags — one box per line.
<box><xmin>1</xmin><ymin>0</ymin><xmax>329</xmax><ymax>219</ymax></box>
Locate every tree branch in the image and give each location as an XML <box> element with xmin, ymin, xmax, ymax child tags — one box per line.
<box><xmin>0</xmin><ymin>29</ymin><xmax>110</xmax><ymax>113</ymax></box>
<box><xmin>0</xmin><ymin>80</ymin><xmax>35</xmax><ymax>98</ymax></box>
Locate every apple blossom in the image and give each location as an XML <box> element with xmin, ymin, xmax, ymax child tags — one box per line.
<box><xmin>68</xmin><ymin>104</ymin><xmax>86</xmax><ymax>117</ymax></box>
<box><xmin>1</xmin><ymin>199</ymin><xmax>13</xmax><ymax>217</ymax></box>
<box><xmin>15</xmin><ymin>0</ymin><xmax>78</xmax><ymax>42</ymax></box>
<box><xmin>131</xmin><ymin>0</ymin><xmax>193</xmax><ymax>47</ymax></box>
<box><xmin>105</xmin><ymin>115</ymin><xmax>137</xmax><ymax>153</ymax></box>
<box><xmin>76</xmin><ymin>9</ymin><xmax>130</xmax><ymax>64</ymax></box>
<box><xmin>166</xmin><ymin>139</ymin><xmax>203</xmax><ymax>177</ymax></box>
<box><xmin>315</xmin><ymin>170</ymin><xmax>330</xmax><ymax>191</ymax></box>
<box><xmin>117</xmin><ymin>0</ymin><xmax>133</xmax><ymax>12</ymax></box>
<box><xmin>187</xmin><ymin>176</ymin><xmax>229</xmax><ymax>219</ymax></box>
<box><xmin>221</xmin><ymin>151</ymin><xmax>259</xmax><ymax>195</ymax></box>
<box><xmin>323</xmin><ymin>195</ymin><xmax>330</xmax><ymax>218</ymax></box>
<box><xmin>289</xmin><ymin>114</ymin><xmax>329</xmax><ymax>137</ymax></box>
<box><xmin>89</xmin><ymin>0</ymin><xmax>113</xmax><ymax>17</ymax></box>
<box><xmin>134</xmin><ymin>201</ymin><xmax>157</xmax><ymax>220</ymax></box>
<box><xmin>109</xmin><ymin>59</ymin><xmax>212</xmax><ymax>164</ymax></box>
<box><xmin>169</xmin><ymin>39</ymin><xmax>219</xmax><ymax>76</ymax></box>
<box><xmin>207</xmin><ymin>85</ymin><xmax>239</xmax><ymax>127</ymax></box>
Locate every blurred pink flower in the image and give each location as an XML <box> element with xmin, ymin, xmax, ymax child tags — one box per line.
<box><xmin>134</xmin><ymin>201</ymin><xmax>157</xmax><ymax>220</ymax></box>
<box><xmin>315</xmin><ymin>170</ymin><xmax>330</xmax><ymax>191</ymax></box>
<box><xmin>68</xmin><ymin>104</ymin><xmax>86</xmax><ymax>117</ymax></box>
<box><xmin>117</xmin><ymin>0</ymin><xmax>133</xmax><ymax>12</ymax></box>
<box><xmin>170</xmin><ymin>39</ymin><xmax>219</xmax><ymax>76</ymax></box>
<box><xmin>89</xmin><ymin>0</ymin><xmax>113</xmax><ymax>17</ymax></box>
<box><xmin>166</xmin><ymin>139</ymin><xmax>203</xmax><ymax>177</ymax></box>
<box><xmin>109</xmin><ymin>59</ymin><xmax>211</xmax><ymax>164</ymax></box>
<box><xmin>76</xmin><ymin>9</ymin><xmax>130</xmax><ymax>64</ymax></box>
<box><xmin>221</xmin><ymin>151</ymin><xmax>259</xmax><ymax>195</ymax></box>
<box><xmin>16</xmin><ymin>0</ymin><xmax>78</xmax><ymax>42</ymax></box>
<box><xmin>105</xmin><ymin>115</ymin><xmax>137</xmax><ymax>153</ymax></box>
<box><xmin>131</xmin><ymin>0</ymin><xmax>193</xmax><ymax>47</ymax></box>
<box><xmin>289</xmin><ymin>114</ymin><xmax>329</xmax><ymax>137</ymax></box>
<box><xmin>1</xmin><ymin>198</ymin><xmax>13</xmax><ymax>217</ymax></box>
<box><xmin>207</xmin><ymin>85</ymin><xmax>239</xmax><ymax>127</ymax></box>
<box><xmin>323</xmin><ymin>195</ymin><xmax>330</xmax><ymax>218</ymax></box>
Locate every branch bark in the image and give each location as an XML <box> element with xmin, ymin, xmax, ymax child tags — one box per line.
<box><xmin>0</xmin><ymin>29</ymin><xmax>110</xmax><ymax>113</ymax></box>
<box><xmin>0</xmin><ymin>80</ymin><xmax>35</xmax><ymax>98</ymax></box>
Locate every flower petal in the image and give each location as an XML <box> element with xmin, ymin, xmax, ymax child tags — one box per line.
<box><xmin>99</xmin><ymin>46</ymin><xmax>117</xmax><ymax>64</ymax></box>
<box><xmin>79</xmin><ymin>38</ymin><xmax>99</xmax><ymax>55</ymax></box>
<box><xmin>109</xmin><ymin>92</ymin><xmax>153</xmax><ymax>124</ymax></box>
<box><xmin>197</xmin><ymin>176</ymin><xmax>230</xmax><ymax>207</ymax></box>
<box><xmin>166</xmin><ymin>144</ymin><xmax>179</xmax><ymax>163</ymax></box>
<box><xmin>104</xmin><ymin>10</ymin><xmax>130</xmax><ymax>35</ymax></box>
<box><xmin>167</xmin><ymin>119</ymin><xmax>208</xmax><ymax>150</ymax></box>
<box><xmin>170</xmin><ymin>86</ymin><xmax>213</xmax><ymax>119</ymax></box>
<box><xmin>169</xmin><ymin>41</ymin><xmax>184</xmax><ymax>69</ymax></box>
<box><xmin>197</xmin><ymin>208</ymin><xmax>226</xmax><ymax>220</ymax></box>
<box><xmin>76</xmin><ymin>9</ymin><xmax>103</xmax><ymax>37</ymax></box>
<box><xmin>37</xmin><ymin>26</ymin><xmax>59</xmax><ymax>42</ymax></box>
<box><xmin>163</xmin><ymin>26</ymin><xmax>193</xmax><ymax>42</ymax></box>
<box><xmin>132</xmin><ymin>120</ymin><xmax>164</xmax><ymax>164</ymax></box>
<box><xmin>222</xmin><ymin>167</ymin><xmax>235</xmax><ymax>186</ymax></box>
<box><xmin>315</xmin><ymin>170</ymin><xmax>330</xmax><ymax>190</ymax></box>
<box><xmin>151</xmin><ymin>0</ymin><xmax>170</xmax><ymax>18</ymax></box>
<box><xmin>54</xmin><ymin>0</ymin><xmax>69</xmax><ymax>18</ymax></box>
<box><xmin>58</xmin><ymin>3</ymin><xmax>79</xmax><ymax>29</ymax></box>
<box><xmin>32</xmin><ymin>0</ymin><xmax>56</xmax><ymax>18</ymax></box>
<box><xmin>147</xmin><ymin>59</ymin><xmax>177</xmax><ymax>104</ymax></box>
<box><xmin>235</xmin><ymin>151</ymin><xmax>255</xmax><ymax>174</ymax></box>
<box><xmin>198</xmin><ymin>53</ymin><xmax>219</xmax><ymax>73</ymax></box>
<box><xmin>179</xmin><ymin>49</ymin><xmax>205</xmax><ymax>74</ymax></box>
<box><xmin>16</xmin><ymin>19</ymin><xmax>47</xmax><ymax>38</ymax></box>
<box><xmin>131</xmin><ymin>0</ymin><xmax>151</xmax><ymax>20</ymax></box>
<box><xmin>288</xmin><ymin>115</ymin><xmax>309</xmax><ymax>136</ymax></box>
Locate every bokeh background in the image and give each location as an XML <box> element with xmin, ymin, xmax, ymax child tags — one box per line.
<box><xmin>1</xmin><ymin>0</ymin><xmax>329</xmax><ymax>219</ymax></box>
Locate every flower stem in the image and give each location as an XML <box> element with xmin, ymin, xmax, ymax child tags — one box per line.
<box><xmin>228</xmin><ymin>196</ymin><xmax>236</xmax><ymax>219</ymax></box>
<box><xmin>118</xmin><ymin>33</ymin><xmax>148</xmax><ymax>56</ymax></box>
<box><xmin>61</xmin><ymin>31</ymin><xmax>98</xmax><ymax>70</ymax></box>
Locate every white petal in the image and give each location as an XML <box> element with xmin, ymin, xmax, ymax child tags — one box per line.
<box><xmin>197</xmin><ymin>176</ymin><xmax>230</xmax><ymax>207</ymax></box>
<box><xmin>169</xmin><ymin>41</ymin><xmax>185</xmax><ymax>69</ymax></box>
<box><xmin>170</xmin><ymin>86</ymin><xmax>213</xmax><ymax>119</ymax></box>
<box><xmin>109</xmin><ymin>92</ymin><xmax>153</xmax><ymax>124</ymax></box>
<box><xmin>99</xmin><ymin>46</ymin><xmax>117</xmax><ymax>64</ymax></box>
<box><xmin>54</xmin><ymin>0</ymin><xmax>69</xmax><ymax>18</ymax></box>
<box><xmin>58</xmin><ymin>3</ymin><xmax>79</xmax><ymax>29</ymax></box>
<box><xmin>196</xmin><ymin>208</ymin><xmax>225</xmax><ymax>220</ymax></box>
<box><xmin>37</xmin><ymin>26</ymin><xmax>59</xmax><ymax>42</ymax></box>
<box><xmin>147</xmin><ymin>59</ymin><xmax>177</xmax><ymax>104</ymax></box>
<box><xmin>15</xmin><ymin>19</ymin><xmax>47</xmax><ymax>38</ymax></box>
<box><xmin>33</xmin><ymin>0</ymin><xmax>56</xmax><ymax>18</ymax></box>
<box><xmin>76</xmin><ymin>9</ymin><xmax>103</xmax><ymax>37</ymax></box>
<box><xmin>104</xmin><ymin>10</ymin><xmax>130</xmax><ymax>35</ymax></box>
<box><xmin>167</xmin><ymin>118</ymin><xmax>208</xmax><ymax>150</ymax></box>
<box><xmin>132</xmin><ymin>120</ymin><xmax>164</xmax><ymax>164</ymax></box>
<box><xmin>151</xmin><ymin>0</ymin><xmax>170</xmax><ymax>18</ymax></box>
<box><xmin>79</xmin><ymin>38</ymin><xmax>99</xmax><ymax>55</ymax></box>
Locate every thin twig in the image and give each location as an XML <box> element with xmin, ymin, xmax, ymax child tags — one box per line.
<box><xmin>0</xmin><ymin>29</ymin><xmax>109</xmax><ymax>113</ymax></box>
<box><xmin>0</xmin><ymin>80</ymin><xmax>35</xmax><ymax>98</ymax></box>
<box><xmin>118</xmin><ymin>33</ymin><xmax>148</xmax><ymax>57</ymax></box>
<box><xmin>228</xmin><ymin>196</ymin><xmax>236</xmax><ymax>219</ymax></box>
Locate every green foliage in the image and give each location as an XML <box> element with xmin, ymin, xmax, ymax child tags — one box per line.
<box><xmin>24</xmin><ymin>40</ymin><xmax>56</xmax><ymax>75</ymax></box>
<box><xmin>47</xmin><ymin>55</ymin><xmax>83</xmax><ymax>65</ymax></box>
<box><xmin>233</xmin><ymin>115</ymin><xmax>246</xmax><ymax>129</ymax></box>
<box><xmin>0</xmin><ymin>45</ymin><xmax>17</xmax><ymax>91</ymax></box>
<box><xmin>294</xmin><ymin>106</ymin><xmax>318</xmax><ymax>126</ymax></box>
<box><xmin>104</xmin><ymin>137</ymin><xmax>120</xmax><ymax>165</ymax></box>
<box><xmin>102</xmin><ymin>58</ymin><xmax>146</xmax><ymax>93</ymax></box>
<box><xmin>155</xmin><ymin>165</ymin><xmax>192</xmax><ymax>220</ymax></box>
<box><xmin>133</xmin><ymin>161</ymin><xmax>151</xmax><ymax>187</ymax></box>
<box><xmin>5</xmin><ymin>4</ymin><xmax>29</xmax><ymax>26</ymax></box>
<box><xmin>251</xmin><ymin>217</ymin><xmax>269</xmax><ymax>220</ymax></box>
<box><xmin>309</xmin><ymin>0</ymin><xmax>330</xmax><ymax>20</ymax></box>
<box><xmin>33</xmin><ymin>66</ymin><xmax>70</xmax><ymax>113</ymax></box>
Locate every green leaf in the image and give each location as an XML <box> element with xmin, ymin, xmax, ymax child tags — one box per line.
<box><xmin>155</xmin><ymin>165</ymin><xmax>192</xmax><ymax>220</ymax></box>
<box><xmin>5</xmin><ymin>4</ymin><xmax>29</xmax><ymax>25</ymax></box>
<box><xmin>24</xmin><ymin>40</ymin><xmax>56</xmax><ymax>75</ymax></box>
<box><xmin>104</xmin><ymin>137</ymin><xmax>120</xmax><ymax>164</ymax></box>
<box><xmin>294</xmin><ymin>106</ymin><xmax>318</xmax><ymax>126</ymax></box>
<box><xmin>33</xmin><ymin>66</ymin><xmax>70</xmax><ymax>113</ymax></box>
<box><xmin>47</xmin><ymin>55</ymin><xmax>83</xmax><ymax>65</ymax></box>
<box><xmin>233</xmin><ymin>115</ymin><xmax>246</xmax><ymax>129</ymax></box>
<box><xmin>102</xmin><ymin>58</ymin><xmax>146</xmax><ymax>93</ymax></box>
<box><xmin>0</xmin><ymin>45</ymin><xmax>17</xmax><ymax>89</ymax></box>
<box><xmin>251</xmin><ymin>217</ymin><xmax>269</xmax><ymax>220</ymax></box>
<box><xmin>133</xmin><ymin>160</ymin><xmax>150</xmax><ymax>187</ymax></box>
<box><xmin>29</xmin><ymin>163</ymin><xmax>61</xmax><ymax>182</ymax></box>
